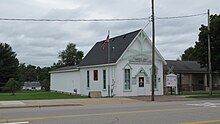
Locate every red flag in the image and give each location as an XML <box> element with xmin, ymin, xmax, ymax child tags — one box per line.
<box><xmin>101</xmin><ymin>34</ymin><xmax>109</xmax><ymax>49</ymax></box>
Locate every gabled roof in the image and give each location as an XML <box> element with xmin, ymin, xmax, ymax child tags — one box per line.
<box><xmin>23</xmin><ymin>82</ymin><xmax>41</xmax><ymax>87</ymax></box>
<box><xmin>164</xmin><ymin>60</ymin><xmax>207</xmax><ymax>74</ymax></box>
<box><xmin>51</xmin><ymin>29</ymin><xmax>166</xmax><ymax>73</ymax></box>
<box><xmin>78</xmin><ymin>29</ymin><xmax>141</xmax><ymax>67</ymax></box>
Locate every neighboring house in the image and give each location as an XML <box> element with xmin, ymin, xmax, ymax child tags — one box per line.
<box><xmin>163</xmin><ymin>60</ymin><xmax>220</xmax><ymax>92</ymax></box>
<box><xmin>23</xmin><ymin>81</ymin><xmax>41</xmax><ymax>90</ymax></box>
<box><xmin>50</xmin><ymin>29</ymin><xmax>166</xmax><ymax>97</ymax></box>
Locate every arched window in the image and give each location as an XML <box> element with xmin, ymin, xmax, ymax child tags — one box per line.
<box><xmin>123</xmin><ymin>64</ymin><xmax>132</xmax><ymax>90</ymax></box>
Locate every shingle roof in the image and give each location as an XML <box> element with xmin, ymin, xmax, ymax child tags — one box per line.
<box><xmin>78</xmin><ymin>29</ymin><xmax>141</xmax><ymax>67</ymax></box>
<box><xmin>24</xmin><ymin>82</ymin><xmax>41</xmax><ymax>87</ymax></box>
<box><xmin>164</xmin><ymin>60</ymin><xmax>207</xmax><ymax>74</ymax></box>
<box><xmin>50</xmin><ymin>29</ymin><xmax>142</xmax><ymax>73</ymax></box>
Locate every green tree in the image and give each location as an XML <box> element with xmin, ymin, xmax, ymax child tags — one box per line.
<box><xmin>18</xmin><ymin>63</ymin><xmax>51</xmax><ymax>83</ymax></box>
<box><xmin>58</xmin><ymin>43</ymin><xmax>84</xmax><ymax>66</ymax></box>
<box><xmin>41</xmin><ymin>79</ymin><xmax>50</xmax><ymax>91</ymax></box>
<box><xmin>181</xmin><ymin>47</ymin><xmax>197</xmax><ymax>61</ymax></box>
<box><xmin>25</xmin><ymin>64</ymin><xmax>37</xmax><ymax>81</ymax></box>
<box><xmin>0</xmin><ymin>43</ymin><xmax>19</xmax><ymax>89</ymax></box>
<box><xmin>17</xmin><ymin>63</ymin><xmax>26</xmax><ymax>84</ymax></box>
<box><xmin>4</xmin><ymin>78</ymin><xmax>20</xmax><ymax>95</ymax></box>
<box><xmin>181</xmin><ymin>14</ymin><xmax>220</xmax><ymax>71</ymax></box>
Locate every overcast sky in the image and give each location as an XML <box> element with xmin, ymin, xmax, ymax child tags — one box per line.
<box><xmin>0</xmin><ymin>0</ymin><xmax>219</xmax><ymax>67</ymax></box>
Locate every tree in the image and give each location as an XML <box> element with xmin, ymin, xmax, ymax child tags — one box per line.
<box><xmin>18</xmin><ymin>63</ymin><xmax>51</xmax><ymax>88</ymax></box>
<box><xmin>4</xmin><ymin>78</ymin><xmax>20</xmax><ymax>95</ymax></box>
<box><xmin>181</xmin><ymin>47</ymin><xmax>198</xmax><ymax>61</ymax></box>
<box><xmin>58</xmin><ymin>43</ymin><xmax>84</xmax><ymax>66</ymax></box>
<box><xmin>0</xmin><ymin>43</ymin><xmax>19</xmax><ymax>89</ymax></box>
<box><xmin>181</xmin><ymin>14</ymin><xmax>220</xmax><ymax>71</ymax></box>
<box><xmin>17</xmin><ymin>63</ymin><xmax>26</xmax><ymax>84</ymax></box>
<box><xmin>41</xmin><ymin>79</ymin><xmax>50</xmax><ymax>91</ymax></box>
<box><xmin>25</xmin><ymin>64</ymin><xmax>37</xmax><ymax>82</ymax></box>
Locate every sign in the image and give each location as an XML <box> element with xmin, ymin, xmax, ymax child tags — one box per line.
<box><xmin>166</xmin><ymin>74</ymin><xmax>177</xmax><ymax>87</ymax></box>
<box><xmin>129</xmin><ymin>57</ymin><xmax>151</xmax><ymax>65</ymax></box>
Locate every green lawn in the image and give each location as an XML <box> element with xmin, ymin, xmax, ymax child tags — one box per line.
<box><xmin>179</xmin><ymin>91</ymin><xmax>220</xmax><ymax>98</ymax></box>
<box><xmin>0</xmin><ymin>90</ymin><xmax>88</xmax><ymax>101</ymax></box>
<box><xmin>187</xmin><ymin>94</ymin><xmax>220</xmax><ymax>98</ymax></box>
<box><xmin>180</xmin><ymin>91</ymin><xmax>220</xmax><ymax>95</ymax></box>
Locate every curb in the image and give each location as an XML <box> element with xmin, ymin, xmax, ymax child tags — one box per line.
<box><xmin>0</xmin><ymin>104</ymin><xmax>83</xmax><ymax>109</ymax></box>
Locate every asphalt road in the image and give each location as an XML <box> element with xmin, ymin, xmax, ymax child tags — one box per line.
<box><xmin>0</xmin><ymin>100</ymin><xmax>220</xmax><ymax>124</ymax></box>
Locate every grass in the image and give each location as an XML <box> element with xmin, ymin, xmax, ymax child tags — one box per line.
<box><xmin>186</xmin><ymin>94</ymin><xmax>220</xmax><ymax>98</ymax></box>
<box><xmin>0</xmin><ymin>90</ymin><xmax>88</xmax><ymax>101</ymax></box>
<box><xmin>178</xmin><ymin>91</ymin><xmax>220</xmax><ymax>98</ymax></box>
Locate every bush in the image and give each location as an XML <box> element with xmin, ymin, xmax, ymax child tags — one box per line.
<box><xmin>4</xmin><ymin>78</ymin><xmax>20</xmax><ymax>95</ymax></box>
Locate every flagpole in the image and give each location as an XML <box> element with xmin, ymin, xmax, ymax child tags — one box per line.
<box><xmin>107</xmin><ymin>30</ymin><xmax>111</xmax><ymax>97</ymax></box>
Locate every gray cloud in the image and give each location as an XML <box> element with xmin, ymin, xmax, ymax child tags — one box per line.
<box><xmin>0</xmin><ymin>0</ymin><xmax>220</xmax><ymax>67</ymax></box>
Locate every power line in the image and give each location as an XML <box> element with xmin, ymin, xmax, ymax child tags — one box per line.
<box><xmin>0</xmin><ymin>17</ymin><xmax>149</xmax><ymax>22</ymax></box>
<box><xmin>142</xmin><ymin>12</ymin><xmax>206</xmax><ymax>32</ymax></box>
<box><xmin>0</xmin><ymin>12</ymin><xmax>207</xmax><ymax>22</ymax></box>
<box><xmin>156</xmin><ymin>12</ymin><xmax>207</xmax><ymax>20</ymax></box>
<box><xmin>142</xmin><ymin>21</ymin><xmax>151</xmax><ymax>30</ymax></box>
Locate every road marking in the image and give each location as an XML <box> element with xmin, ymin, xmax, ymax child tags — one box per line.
<box><xmin>185</xmin><ymin>119</ymin><xmax>220</xmax><ymax>124</ymax></box>
<box><xmin>0</xmin><ymin>107</ymin><xmax>219</xmax><ymax>123</ymax></box>
<box><xmin>0</xmin><ymin>121</ymin><xmax>29</xmax><ymax>124</ymax></box>
<box><xmin>187</xmin><ymin>102</ymin><xmax>220</xmax><ymax>107</ymax></box>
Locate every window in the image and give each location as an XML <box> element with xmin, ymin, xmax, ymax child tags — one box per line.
<box><xmin>93</xmin><ymin>70</ymin><xmax>98</xmax><ymax>81</ymax></box>
<box><xmin>124</xmin><ymin>69</ymin><xmax>131</xmax><ymax>90</ymax></box>
<box><xmin>103</xmin><ymin>70</ymin><xmax>106</xmax><ymax>89</ymax></box>
<box><xmin>139</xmin><ymin>77</ymin><xmax>144</xmax><ymax>87</ymax></box>
<box><xmin>87</xmin><ymin>71</ymin><xmax>90</xmax><ymax>88</ymax></box>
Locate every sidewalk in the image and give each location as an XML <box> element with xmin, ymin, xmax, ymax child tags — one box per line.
<box><xmin>127</xmin><ymin>95</ymin><xmax>196</xmax><ymax>102</ymax></box>
<box><xmin>0</xmin><ymin>96</ymin><xmax>196</xmax><ymax>109</ymax></box>
<box><xmin>0</xmin><ymin>97</ymin><xmax>144</xmax><ymax>109</ymax></box>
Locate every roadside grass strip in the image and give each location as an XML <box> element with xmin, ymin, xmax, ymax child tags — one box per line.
<box><xmin>0</xmin><ymin>91</ymin><xmax>87</xmax><ymax>101</ymax></box>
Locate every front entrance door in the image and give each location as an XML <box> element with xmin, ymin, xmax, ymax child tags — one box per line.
<box><xmin>138</xmin><ymin>77</ymin><xmax>146</xmax><ymax>95</ymax></box>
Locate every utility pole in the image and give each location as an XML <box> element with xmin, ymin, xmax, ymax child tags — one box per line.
<box><xmin>107</xmin><ymin>30</ymin><xmax>111</xmax><ymax>97</ymax></box>
<box><xmin>151</xmin><ymin>0</ymin><xmax>155</xmax><ymax>101</ymax></box>
<box><xmin>207</xmin><ymin>9</ymin><xmax>212</xmax><ymax>95</ymax></box>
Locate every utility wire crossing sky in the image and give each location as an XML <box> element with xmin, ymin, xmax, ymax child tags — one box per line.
<box><xmin>0</xmin><ymin>0</ymin><xmax>219</xmax><ymax>67</ymax></box>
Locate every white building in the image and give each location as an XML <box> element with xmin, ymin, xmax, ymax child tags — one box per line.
<box><xmin>22</xmin><ymin>81</ymin><xmax>41</xmax><ymax>90</ymax></box>
<box><xmin>50</xmin><ymin>29</ymin><xmax>166</xmax><ymax>96</ymax></box>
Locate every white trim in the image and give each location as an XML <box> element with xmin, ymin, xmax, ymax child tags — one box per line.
<box><xmin>135</xmin><ymin>67</ymin><xmax>148</xmax><ymax>77</ymax></box>
<box><xmin>141</xmin><ymin>31</ymin><xmax>167</xmax><ymax>65</ymax></box>
<box><xmin>116</xmin><ymin>30</ymin><xmax>142</xmax><ymax>64</ymax></box>
<box><xmin>49</xmin><ymin>69</ymin><xmax>79</xmax><ymax>73</ymax></box>
<box><xmin>123</xmin><ymin>63</ymin><xmax>133</xmax><ymax>70</ymax></box>
<box><xmin>116</xmin><ymin>29</ymin><xmax>166</xmax><ymax>65</ymax></box>
<box><xmin>78</xmin><ymin>63</ymin><xmax>116</xmax><ymax>69</ymax></box>
<box><xmin>124</xmin><ymin>68</ymin><xmax>132</xmax><ymax>91</ymax></box>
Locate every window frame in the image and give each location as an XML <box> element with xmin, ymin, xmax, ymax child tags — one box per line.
<box><xmin>87</xmin><ymin>70</ymin><xmax>90</xmax><ymax>88</ymax></box>
<box><xmin>93</xmin><ymin>70</ymin><xmax>98</xmax><ymax>81</ymax></box>
<box><xmin>103</xmin><ymin>70</ymin><xmax>106</xmax><ymax>90</ymax></box>
<box><xmin>124</xmin><ymin>69</ymin><xmax>131</xmax><ymax>91</ymax></box>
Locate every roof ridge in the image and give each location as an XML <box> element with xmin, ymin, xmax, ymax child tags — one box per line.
<box><xmin>96</xmin><ymin>29</ymin><xmax>142</xmax><ymax>43</ymax></box>
<box><xmin>78</xmin><ymin>29</ymin><xmax>142</xmax><ymax>67</ymax></box>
